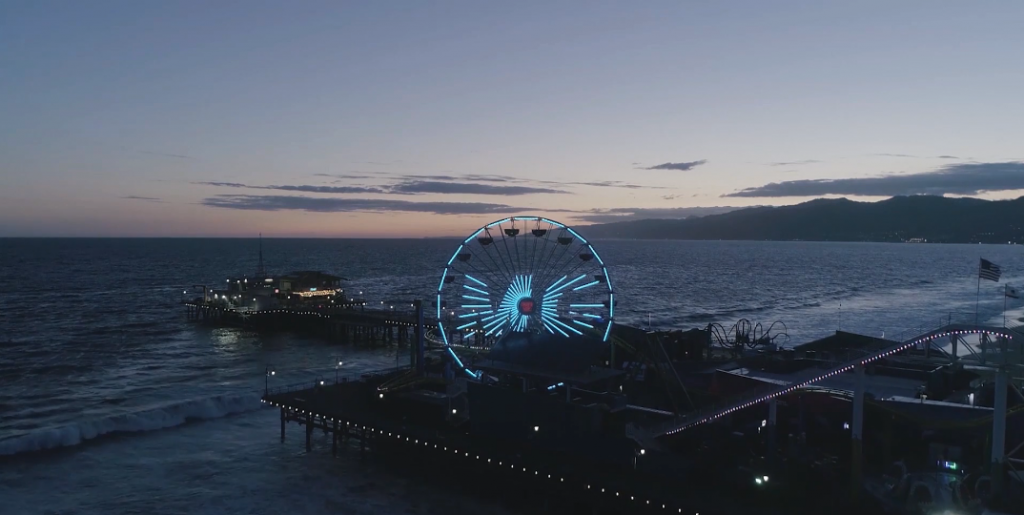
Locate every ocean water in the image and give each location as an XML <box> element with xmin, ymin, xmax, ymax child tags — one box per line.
<box><xmin>1</xmin><ymin>238</ymin><xmax>1023</xmax><ymax>514</ymax></box>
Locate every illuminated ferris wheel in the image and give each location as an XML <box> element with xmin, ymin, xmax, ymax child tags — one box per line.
<box><xmin>436</xmin><ymin>216</ymin><xmax>614</xmax><ymax>375</ymax></box>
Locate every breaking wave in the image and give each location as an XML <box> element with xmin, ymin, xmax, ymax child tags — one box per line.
<box><xmin>0</xmin><ymin>393</ymin><xmax>262</xmax><ymax>457</ymax></box>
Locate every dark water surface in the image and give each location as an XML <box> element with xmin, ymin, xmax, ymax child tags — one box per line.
<box><xmin>1</xmin><ymin>238</ymin><xmax>1022</xmax><ymax>514</ymax></box>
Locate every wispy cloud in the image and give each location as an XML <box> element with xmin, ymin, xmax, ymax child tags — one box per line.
<box><xmin>564</xmin><ymin>180</ymin><xmax>666</xmax><ymax>190</ymax></box>
<box><xmin>389</xmin><ymin>181</ymin><xmax>567</xmax><ymax>195</ymax></box>
<box><xmin>194</xmin><ymin>182</ymin><xmax>249</xmax><ymax>188</ymax></box>
<box><xmin>313</xmin><ymin>173</ymin><xmax>378</xmax><ymax>180</ymax></box>
<box><xmin>201</xmin><ymin>195</ymin><xmax>571</xmax><ymax>215</ymax></box>
<box><xmin>871</xmin><ymin>153</ymin><xmax>962</xmax><ymax>159</ymax></box>
<box><xmin>194</xmin><ymin>180</ymin><xmax>560</xmax><ymax>196</ymax></box>
<box><xmin>579</xmin><ymin>206</ymin><xmax>744</xmax><ymax>223</ymax></box>
<box><xmin>640</xmin><ymin>160</ymin><xmax>708</xmax><ymax>171</ymax></box>
<box><xmin>120</xmin><ymin>195</ymin><xmax>165</xmax><ymax>202</ymax></box>
<box><xmin>871</xmin><ymin>153</ymin><xmax>919</xmax><ymax>158</ymax></box>
<box><xmin>723</xmin><ymin>161</ymin><xmax>1024</xmax><ymax>198</ymax></box>
<box><xmin>769</xmin><ymin>160</ymin><xmax>820</xmax><ymax>166</ymax></box>
<box><xmin>140</xmin><ymin>151</ymin><xmax>193</xmax><ymax>159</ymax></box>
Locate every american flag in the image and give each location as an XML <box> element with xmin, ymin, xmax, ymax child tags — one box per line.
<box><xmin>979</xmin><ymin>258</ymin><xmax>1002</xmax><ymax>282</ymax></box>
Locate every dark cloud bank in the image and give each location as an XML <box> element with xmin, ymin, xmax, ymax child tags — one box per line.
<box><xmin>725</xmin><ymin>162</ymin><xmax>1024</xmax><ymax>198</ymax></box>
<box><xmin>641</xmin><ymin>160</ymin><xmax>707</xmax><ymax>171</ymax></box>
<box><xmin>201</xmin><ymin>195</ymin><xmax>575</xmax><ymax>215</ymax></box>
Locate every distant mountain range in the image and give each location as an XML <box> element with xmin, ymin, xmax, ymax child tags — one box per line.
<box><xmin>581</xmin><ymin>196</ymin><xmax>1024</xmax><ymax>243</ymax></box>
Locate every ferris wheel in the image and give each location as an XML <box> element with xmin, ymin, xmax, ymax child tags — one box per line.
<box><xmin>436</xmin><ymin>216</ymin><xmax>614</xmax><ymax>376</ymax></box>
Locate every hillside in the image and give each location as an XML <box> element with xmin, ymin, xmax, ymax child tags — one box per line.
<box><xmin>581</xmin><ymin>196</ymin><xmax>1024</xmax><ymax>243</ymax></box>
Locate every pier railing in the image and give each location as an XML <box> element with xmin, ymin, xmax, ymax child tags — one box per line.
<box><xmin>264</xmin><ymin>365</ymin><xmax>411</xmax><ymax>396</ymax></box>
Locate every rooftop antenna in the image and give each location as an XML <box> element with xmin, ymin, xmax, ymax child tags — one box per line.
<box><xmin>256</xmin><ymin>233</ymin><xmax>267</xmax><ymax>278</ymax></box>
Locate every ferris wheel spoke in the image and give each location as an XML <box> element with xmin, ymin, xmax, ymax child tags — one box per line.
<box><xmin>482</xmin><ymin>226</ymin><xmax>517</xmax><ymax>285</ymax></box>
<box><xmin>536</xmin><ymin>243</ymin><xmax>587</xmax><ymax>298</ymax></box>
<box><xmin>531</xmin><ymin>232</ymin><xmax>573</xmax><ymax>293</ymax></box>
<box><xmin>462</xmin><ymin>243</ymin><xmax>514</xmax><ymax>291</ymax></box>
<box><xmin>527</xmin><ymin>222</ymin><xmax>551</xmax><ymax>279</ymax></box>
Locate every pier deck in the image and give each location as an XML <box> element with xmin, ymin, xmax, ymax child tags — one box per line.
<box><xmin>263</xmin><ymin>368</ymin><xmax>857</xmax><ymax>515</ymax></box>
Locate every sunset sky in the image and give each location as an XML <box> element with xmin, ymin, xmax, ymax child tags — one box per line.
<box><xmin>3</xmin><ymin>1</ymin><xmax>1023</xmax><ymax>237</ymax></box>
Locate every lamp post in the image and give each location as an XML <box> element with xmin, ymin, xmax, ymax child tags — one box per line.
<box><xmin>265</xmin><ymin>365</ymin><xmax>275</xmax><ymax>395</ymax></box>
<box><xmin>335</xmin><ymin>358</ymin><xmax>344</xmax><ymax>384</ymax></box>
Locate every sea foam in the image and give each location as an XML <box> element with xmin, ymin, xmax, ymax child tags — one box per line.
<box><xmin>0</xmin><ymin>393</ymin><xmax>262</xmax><ymax>456</ymax></box>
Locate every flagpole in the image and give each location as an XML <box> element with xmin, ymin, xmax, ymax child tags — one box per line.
<box><xmin>975</xmin><ymin>259</ymin><xmax>982</xmax><ymax>327</ymax></box>
<box><xmin>1003</xmin><ymin>284</ymin><xmax>1008</xmax><ymax>328</ymax></box>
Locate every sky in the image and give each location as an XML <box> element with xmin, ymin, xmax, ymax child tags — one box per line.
<box><xmin>2</xmin><ymin>0</ymin><xmax>1023</xmax><ymax>237</ymax></box>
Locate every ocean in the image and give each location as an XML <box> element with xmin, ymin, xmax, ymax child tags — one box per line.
<box><xmin>1</xmin><ymin>238</ymin><xmax>1022</xmax><ymax>514</ymax></box>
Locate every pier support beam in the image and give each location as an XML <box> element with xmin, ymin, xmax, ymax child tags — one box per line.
<box><xmin>991</xmin><ymin>365</ymin><xmax>1009</xmax><ymax>497</ymax></box>
<box><xmin>414</xmin><ymin>300</ymin><xmax>425</xmax><ymax>374</ymax></box>
<box><xmin>305</xmin><ymin>413</ymin><xmax>313</xmax><ymax>452</ymax></box>
<box><xmin>850</xmin><ymin>363</ymin><xmax>865</xmax><ymax>503</ymax></box>
<box><xmin>332</xmin><ymin>419</ymin><xmax>339</xmax><ymax>457</ymax></box>
<box><xmin>280</xmin><ymin>409</ymin><xmax>286</xmax><ymax>442</ymax></box>
<box><xmin>767</xmin><ymin>398</ymin><xmax>778</xmax><ymax>467</ymax></box>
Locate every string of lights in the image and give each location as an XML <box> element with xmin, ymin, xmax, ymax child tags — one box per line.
<box><xmin>260</xmin><ymin>397</ymin><xmax>700</xmax><ymax>514</ymax></box>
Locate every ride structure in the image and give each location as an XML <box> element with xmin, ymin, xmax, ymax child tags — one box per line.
<box><xmin>436</xmin><ymin>216</ymin><xmax>615</xmax><ymax>378</ymax></box>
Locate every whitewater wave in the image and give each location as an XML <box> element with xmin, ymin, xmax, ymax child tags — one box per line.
<box><xmin>0</xmin><ymin>392</ymin><xmax>262</xmax><ymax>457</ymax></box>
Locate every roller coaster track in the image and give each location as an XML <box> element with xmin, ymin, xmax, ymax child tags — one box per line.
<box><xmin>644</xmin><ymin>324</ymin><xmax>1017</xmax><ymax>439</ymax></box>
<box><xmin>708</xmin><ymin>319</ymin><xmax>790</xmax><ymax>351</ymax></box>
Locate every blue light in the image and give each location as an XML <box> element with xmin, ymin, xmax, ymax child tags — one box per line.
<box><xmin>481</xmin><ymin>311</ymin><xmax>505</xmax><ymax>322</ymax></box>
<box><xmin>447</xmin><ymin>245</ymin><xmax>464</xmax><ymax>266</ymax></box>
<box><xmin>436</xmin><ymin>294</ymin><xmax>441</xmax><ymax>318</ymax></box>
<box><xmin>483</xmin><ymin>316</ymin><xmax>505</xmax><ymax>331</ymax></box>
<box><xmin>541</xmin><ymin>218</ymin><xmax>565</xmax><ymax>228</ymax></box>
<box><xmin>461</xmin><ymin>304</ymin><xmax>491</xmax><ymax>308</ymax></box>
<box><xmin>465</xmin><ymin>274</ymin><xmax>488</xmax><ymax>287</ymax></box>
<box><xmin>485</xmin><ymin>322</ymin><xmax>503</xmax><ymax>336</ymax></box>
<box><xmin>566</xmin><ymin>227</ymin><xmax>586</xmax><ymax>243</ymax></box>
<box><xmin>603</xmin><ymin>321</ymin><xmax>613</xmax><ymax>342</ymax></box>
<box><xmin>515</xmin><ymin>216</ymin><xmax>539</xmax><ymax>221</ymax></box>
<box><xmin>462</xmin><ymin>295</ymin><xmax>489</xmax><ymax>302</ymax></box>
<box><xmin>546</xmin><ymin>382</ymin><xmax>565</xmax><ymax>391</ymax></box>
<box><xmin>464</xmin><ymin>228</ymin><xmax>484</xmax><ymax>243</ymax></box>
<box><xmin>543</xmin><ymin>292</ymin><xmax>563</xmax><ymax>301</ymax></box>
<box><xmin>542</xmin><ymin>318</ymin><xmax>568</xmax><ymax>337</ymax></box>
<box><xmin>457</xmin><ymin>321</ymin><xmax>477</xmax><ymax>330</ymax></box>
<box><xmin>581</xmin><ymin>313</ymin><xmax>603</xmax><ymax>319</ymax></box>
<box><xmin>546</xmin><ymin>275</ymin><xmax>567</xmax><ymax>292</ymax></box>
<box><xmin>462</xmin><ymin>284</ymin><xmax>488</xmax><ymax>295</ymax></box>
<box><xmin>487</xmin><ymin>218</ymin><xmax>510</xmax><ymax>228</ymax></box>
<box><xmin>439</xmin><ymin>321</ymin><xmax>450</xmax><ymax>346</ymax></box>
<box><xmin>458</xmin><ymin>310</ymin><xmax>490</xmax><ymax>318</ymax></box>
<box><xmin>438</xmin><ymin>269</ymin><xmax>448</xmax><ymax>291</ymax></box>
<box><xmin>572</xmin><ymin>280</ymin><xmax>600</xmax><ymax>292</ymax></box>
<box><xmin>544</xmin><ymin>314</ymin><xmax>582</xmax><ymax>335</ymax></box>
<box><xmin>589</xmin><ymin>245</ymin><xmax>604</xmax><ymax>265</ymax></box>
<box><xmin>547</xmin><ymin>274</ymin><xmax>587</xmax><ymax>295</ymax></box>
<box><xmin>602</xmin><ymin>268</ymin><xmax>612</xmax><ymax>290</ymax></box>
<box><xmin>609</xmin><ymin>293</ymin><xmax>614</xmax><ymax>318</ymax></box>
<box><xmin>569</xmin><ymin>304</ymin><xmax>604</xmax><ymax>308</ymax></box>
<box><xmin>572</xmin><ymin>319</ymin><xmax>594</xmax><ymax>329</ymax></box>
<box><xmin>498</xmin><ymin>274</ymin><xmax>533</xmax><ymax>333</ymax></box>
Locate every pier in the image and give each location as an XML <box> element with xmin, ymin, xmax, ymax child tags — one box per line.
<box><xmin>184</xmin><ymin>300</ymin><xmax>437</xmax><ymax>344</ymax></box>
<box><xmin>231</xmin><ymin>219</ymin><xmax>1024</xmax><ymax>513</ymax></box>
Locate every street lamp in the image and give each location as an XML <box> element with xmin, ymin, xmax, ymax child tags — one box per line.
<box><xmin>335</xmin><ymin>358</ymin><xmax>344</xmax><ymax>383</ymax></box>
<box><xmin>265</xmin><ymin>365</ymin><xmax>275</xmax><ymax>395</ymax></box>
